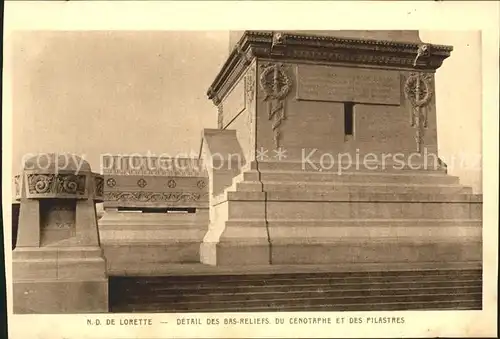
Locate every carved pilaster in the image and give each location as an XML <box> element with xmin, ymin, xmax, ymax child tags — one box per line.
<box><xmin>245</xmin><ymin>65</ymin><xmax>257</xmax><ymax>158</ymax></box>
<box><xmin>217</xmin><ymin>103</ymin><xmax>224</xmax><ymax>129</ymax></box>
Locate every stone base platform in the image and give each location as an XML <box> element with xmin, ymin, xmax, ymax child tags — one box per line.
<box><xmin>99</xmin><ymin>210</ymin><xmax>209</xmax><ymax>275</ymax></box>
<box><xmin>201</xmin><ymin>161</ymin><xmax>482</xmax><ymax>266</ymax></box>
<box><xmin>12</xmin><ymin>246</ymin><xmax>108</xmax><ymax>314</ymax></box>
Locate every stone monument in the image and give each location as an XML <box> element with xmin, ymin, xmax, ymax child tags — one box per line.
<box><xmin>200</xmin><ymin>31</ymin><xmax>482</xmax><ymax>267</ymax></box>
<box><xmin>98</xmin><ymin>155</ymin><xmax>209</xmax><ymax>275</ymax></box>
<box><xmin>12</xmin><ymin>153</ymin><xmax>108</xmax><ymax>313</ymax></box>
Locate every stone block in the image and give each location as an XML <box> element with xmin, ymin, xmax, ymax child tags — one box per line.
<box><xmin>13</xmin><ymin>279</ymin><xmax>108</xmax><ymax>314</ymax></box>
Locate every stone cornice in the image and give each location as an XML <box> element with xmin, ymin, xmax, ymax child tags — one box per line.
<box><xmin>207</xmin><ymin>31</ymin><xmax>453</xmax><ymax>105</ymax></box>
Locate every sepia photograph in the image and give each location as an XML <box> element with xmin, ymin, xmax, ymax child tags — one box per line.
<box><xmin>2</xmin><ymin>1</ymin><xmax>498</xmax><ymax>338</ymax></box>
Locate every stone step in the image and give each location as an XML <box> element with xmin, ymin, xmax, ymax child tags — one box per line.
<box><xmin>109</xmin><ymin>268</ymin><xmax>482</xmax><ymax>312</ymax></box>
<box><xmin>121</xmin><ymin>267</ymin><xmax>480</xmax><ymax>282</ymax></box>
<box><xmin>115</xmin><ymin>292</ymin><xmax>482</xmax><ymax>313</ymax></box>
<box><xmin>243</xmin><ymin>170</ymin><xmax>460</xmax><ymax>185</ymax></box>
<box><xmin>225</xmin><ymin>218</ymin><xmax>481</xmax><ymax>228</ymax></box>
<box><xmin>236</xmin><ymin>181</ymin><xmax>472</xmax><ymax>194</ymax></box>
<box><xmin>123</xmin><ymin>279</ymin><xmax>481</xmax><ymax>295</ymax></box>
<box><xmin>224</xmin><ymin>199</ymin><xmax>481</xmax><ymax>219</ymax></box>
<box><xmin>247</xmin><ymin>161</ymin><xmax>448</xmax><ymax>174</ymax></box>
<box><xmin>118</xmin><ymin>299</ymin><xmax>482</xmax><ymax>313</ymax></box>
<box><xmin>122</xmin><ymin>270</ymin><xmax>481</xmax><ymax>287</ymax></box>
<box><xmin>127</xmin><ymin>285</ymin><xmax>482</xmax><ymax>303</ymax></box>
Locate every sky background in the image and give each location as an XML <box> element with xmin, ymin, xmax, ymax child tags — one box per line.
<box><xmin>9</xmin><ymin>30</ymin><xmax>483</xmax><ymax>192</ymax></box>
<box><xmin>11</xmin><ymin>31</ymin><xmax>228</xmax><ymax>173</ymax></box>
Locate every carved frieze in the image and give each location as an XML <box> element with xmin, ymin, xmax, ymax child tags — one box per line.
<box><xmin>259</xmin><ymin>62</ymin><xmax>292</xmax><ymax>148</ymax></box>
<box><xmin>207</xmin><ymin>31</ymin><xmax>452</xmax><ymax>107</ymax></box>
<box><xmin>24</xmin><ymin>173</ymin><xmax>88</xmax><ymax>199</ymax></box>
<box><xmin>404</xmin><ymin>72</ymin><xmax>434</xmax><ymax>153</ymax></box>
<box><xmin>104</xmin><ymin>191</ymin><xmax>205</xmax><ymax>203</ymax></box>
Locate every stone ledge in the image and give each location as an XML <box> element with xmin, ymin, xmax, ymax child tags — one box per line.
<box><xmin>225</xmin><ymin>219</ymin><xmax>482</xmax><ymax>227</ymax></box>
<box><xmin>222</xmin><ymin>191</ymin><xmax>482</xmax><ymax>203</ymax></box>
<box><xmin>12</xmin><ymin>247</ymin><xmax>103</xmax><ymax>260</ymax></box>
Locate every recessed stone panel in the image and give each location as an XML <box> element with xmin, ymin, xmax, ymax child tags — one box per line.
<box><xmin>222</xmin><ymin>78</ymin><xmax>246</xmax><ymax>128</ymax></box>
<box><xmin>296</xmin><ymin>64</ymin><xmax>401</xmax><ymax>105</ymax></box>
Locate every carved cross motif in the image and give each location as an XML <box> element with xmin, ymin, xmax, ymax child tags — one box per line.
<box><xmin>137</xmin><ymin>178</ymin><xmax>147</xmax><ymax>188</ymax></box>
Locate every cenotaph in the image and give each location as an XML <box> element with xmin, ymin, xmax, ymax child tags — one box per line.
<box><xmin>200</xmin><ymin>31</ymin><xmax>482</xmax><ymax>267</ymax></box>
<box><xmin>12</xmin><ymin>153</ymin><xmax>108</xmax><ymax>313</ymax></box>
<box><xmin>98</xmin><ymin>156</ymin><xmax>209</xmax><ymax>274</ymax></box>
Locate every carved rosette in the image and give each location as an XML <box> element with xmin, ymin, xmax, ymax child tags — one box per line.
<box><xmin>197</xmin><ymin>180</ymin><xmax>207</xmax><ymax>190</ymax></box>
<box><xmin>137</xmin><ymin>178</ymin><xmax>147</xmax><ymax>188</ymax></box>
<box><xmin>259</xmin><ymin>62</ymin><xmax>292</xmax><ymax>148</ymax></box>
<box><xmin>404</xmin><ymin>72</ymin><xmax>434</xmax><ymax>153</ymax></box>
<box><xmin>106</xmin><ymin>178</ymin><xmax>117</xmax><ymax>187</ymax></box>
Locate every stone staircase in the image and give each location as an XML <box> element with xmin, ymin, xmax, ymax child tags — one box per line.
<box><xmin>109</xmin><ymin>267</ymin><xmax>482</xmax><ymax>313</ymax></box>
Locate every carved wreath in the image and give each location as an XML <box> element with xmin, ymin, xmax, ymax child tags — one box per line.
<box><xmin>259</xmin><ymin>63</ymin><xmax>292</xmax><ymax>101</ymax></box>
<box><xmin>404</xmin><ymin>72</ymin><xmax>433</xmax><ymax>108</ymax></box>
